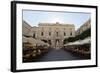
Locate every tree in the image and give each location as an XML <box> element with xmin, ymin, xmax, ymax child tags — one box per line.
<box><xmin>63</xmin><ymin>28</ymin><xmax>91</xmax><ymax>44</ymax></box>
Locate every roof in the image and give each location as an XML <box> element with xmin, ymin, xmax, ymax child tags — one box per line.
<box><xmin>38</xmin><ymin>22</ymin><xmax>74</xmax><ymax>27</ymax></box>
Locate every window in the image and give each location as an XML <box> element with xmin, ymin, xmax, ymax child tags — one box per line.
<box><xmin>56</xmin><ymin>32</ymin><xmax>58</xmax><ymax>37</ymax></box>
<box><xmin>41</xmin><ymin>32</ymin><xmax>44</xmax><ymax>36</ymax></box>
<box><xmin>33</xmin><ymin>33</ymin><xmax>35</xmax><ymax>38</ymax></box>
<box><xmin>49</xmin><ymin>32</ymin><xmax>51</xmax><ymax>36</ymax></box>
<box><xmin>48</xmin><ymin>40</ymin><xmax>51</xmax><ymax>45</ymax></box>
<box><xmin>70</xmin><ymin>32</ymin><xmax>72</xmax><ymax>36</ymax></box>
<box><xmin>64</xmin><ymin>32</ymin><xmax>66</xmax><ymax>36</ymax></box>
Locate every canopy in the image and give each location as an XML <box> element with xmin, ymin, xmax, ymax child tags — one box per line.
<box><xmin>71</xmin><ymin>41</ymin><xmax>82</xmax><ymax>45</ymax></box>
<box><xmin>22</xmin><ymin>36</ymin><xmax>49</xmax><ymax>46</ymax></box>
<box><xmin>64</xmin><ymin>40</ymin><xmax>82</xmax><ymax>46</ymax></box>
<box><xmin>64</xmin><ymin>42</ymin><xmax>74</xmax><ymax>46</ymax></box>
<box><xmin>64</xmin><ymin>37</ymin><xmax>91</xmax><ymax>46</ymax></box>
<box><xmin>22</xmin><ymin>36</ymin><xmax>28</xmax><ymax>43</ymax></box>
<box><xmin>36</xmin><ymin>39</ymin><xmax>50</xmax><ymax>46</ymax></box>
<box><xmin>80</xmin><ymin>37</ymin><xmax>91</xmax><ymax>44</ymax></box>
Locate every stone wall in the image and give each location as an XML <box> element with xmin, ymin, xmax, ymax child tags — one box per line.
<box><xmin>76</xmin><ymin>19</ymin><xmax>91</xmax><ymax>35</ymax></box>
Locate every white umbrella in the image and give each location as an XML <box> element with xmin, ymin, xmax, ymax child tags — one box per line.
<box><xmin>22</xmin><ymin>37</ymin><xmax>37</xmax><ymax>47</ymax></box>
<box><xmin>64</xmin><ymin>42</ymin><xmax>74</xmax><ymax>46</ymax></box>
<box><xmin>23</xmin><ymin>36</ymin><xmax>49</xmax><ymax>46</ymax></box>
<box><xmin>64</xmin><ymin>40</ymin><xmax>82</xmax><ymax>46</ymax></box>
<box><xmin>80</xmin><ymin>37</ymin><xmax>91</xmax><ymax>44</ymax></box>
<box><xmin>71</xmin><ymin>41</ymin><xmax>82</xmax><ymax>45</ymax></box>
<box><xmin>35</xmin><ymin>39</ymin><xmax>49</xmax><ymax>46</ymax></box>
<box><xmin>22</xmin><ymin>36</ymin><xmax>28</xmax><ymax>43</ymax></box>
<box><xmin>64</xmin><ymin>37</ymin><xmax>91</xmax><ymax>46</ymax></box>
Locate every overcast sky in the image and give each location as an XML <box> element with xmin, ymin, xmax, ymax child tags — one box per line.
<box><xmin>23</xmin><ymin>10</ymin><xmax>91</xmax><ymax>30</ymax></box>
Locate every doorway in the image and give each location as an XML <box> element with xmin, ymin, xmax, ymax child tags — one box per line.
<box><xmin>55</xmin><ymin>39</ymin><xmax>60</xmax><ymax>49</ymax></box>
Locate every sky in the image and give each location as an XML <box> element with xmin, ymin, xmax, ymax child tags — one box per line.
<box><xmin>23</xmin><ymin>10</ymin><xmax>91</xmax><ymax>30</ymax></box>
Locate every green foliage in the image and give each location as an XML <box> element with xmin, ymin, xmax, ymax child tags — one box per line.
<box><xmin>63</xmin><ymin>28</ymin><xmax>91</xmax><ymax>44</ymax></box>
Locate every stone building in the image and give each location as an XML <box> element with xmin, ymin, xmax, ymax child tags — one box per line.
<box><xmin>76</xmin><ymin>19</ymin><xmax>91</xmax><ymax>35</ymax></box>
<box><xmin>29</xmin><ymin>22</ymin><xmax>75</xmax><ymax>48</ymax></box>
<box><xmin>22</xmin><ymin>20</ymin><xmax>32</xmax><ymax>36</ymax></box>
